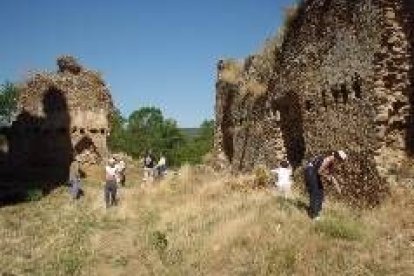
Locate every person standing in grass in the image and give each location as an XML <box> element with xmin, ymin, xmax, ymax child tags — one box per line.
<box><xmin>271</xmin><ymin>160</ymin><xmax>293</xmax><ymax>199</ymax></box>
<box><xmin>115</xmin><ymin>157</ymin><xmax>126</xmax><ymax>187</ymax></box>
<box><xmin>69</xmin><ymin>156</ymin><xmax>82</xmax><ymax>200</ymax></box>
<box><xmin>156</xmin><ymin>154</ymin><xmax>167</xmax><ymax>177</ymax></box>
<box><xmin>304</xmin><ymin>150</ymin><xmax>347</xmax><ymax>220</ymax></box>
<box><xmin>143</xmin><ymin>150</ymin><xmax>155</xmax><ymax>181</ymax></box>
<box><xmin>105</xmin><ymin>157</ymin><xmax>118</xmax><ymax>208</ymax></box>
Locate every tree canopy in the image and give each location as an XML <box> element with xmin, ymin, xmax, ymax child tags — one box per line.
<box><xmin>108</xmin><ymin>107</ymin><xmax>213</xmax><ymax>166</ymax></box>
<box><xmin>0</xmin><ymin>81</ymin><xmax>19</xmax><ymax>126</ymax></box>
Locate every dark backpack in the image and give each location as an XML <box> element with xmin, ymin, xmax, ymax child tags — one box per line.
<box><xmin>309</xmin><ymin>155</ymin><xmax>324</xmax><ymax>171</ymax></box>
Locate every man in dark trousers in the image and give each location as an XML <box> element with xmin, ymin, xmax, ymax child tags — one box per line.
<box><xmin>104</xmin><ymin>157</ymin><xmax>118</xmax><ymax>208</ymax></box>
<box><xmin>304</xmin><ymin>150</ymin><xmax>347</xmax><ymax>220</ymax></box>
<box><xmin>69</xmin><ymin>155</ymin><xmax>82</xmax><ymax>200</ymax></box>
<box><xmin>143</xmin><ymin>150</ymin><xmax>155</xmax><ymax>181</ymax></box>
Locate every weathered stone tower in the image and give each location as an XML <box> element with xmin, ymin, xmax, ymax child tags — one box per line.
<box><xmin>7</xmin><ymin>56</ymin><xmax>113</xmax><ymax>181</ymax></box>
<box><xmin>215</xmin><ymin>0</ymin><xmax>414</xmax><ymax>206</ymax></box>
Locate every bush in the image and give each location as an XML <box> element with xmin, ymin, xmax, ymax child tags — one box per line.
<box><xmin>253</xmin><ymin>165</ymin><xmax>271</xmax><ymax>188</ymax></box>
<box><xmin>150</xmin><ymin>230</ymin><xmax>168</xmax><ymax>253</ymax></box>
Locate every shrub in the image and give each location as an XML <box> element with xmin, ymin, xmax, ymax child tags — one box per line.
<box><xmin>253</xmin><ymin>165</ymin><xmax>271</xmax><ymax>188</ymax></box>
<box><xmin>150</xmin><ymin>230</ymin><xmax>168</xmax><ymax>253</ymax></box>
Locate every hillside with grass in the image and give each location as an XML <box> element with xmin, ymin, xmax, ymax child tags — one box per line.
<box><xmin>1</xmin><ymin>166</ymin><xmax>413</xmax><ymax>275</ymax></box>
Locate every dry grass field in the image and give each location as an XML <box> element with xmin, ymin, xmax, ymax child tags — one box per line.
<box><xmin>1</xmin><ymin>165</ymin><xmax>413</xmax><ymax>275</ymax></box>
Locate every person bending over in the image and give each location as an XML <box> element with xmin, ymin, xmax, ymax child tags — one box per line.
<box><xmin>304</xmin><ymin>150</ymin><xmax>347</xmax><ymax>220</ymax></box>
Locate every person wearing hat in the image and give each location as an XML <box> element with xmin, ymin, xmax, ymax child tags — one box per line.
<box><xmin>304</xmin><ymin>150</ymin><xmax>347</xmax><ymax>220</ymax></box>
<box><xmin>104</xmin><ymin>157</ymin><xmax>118</xmax><ymax>208</ymax></box>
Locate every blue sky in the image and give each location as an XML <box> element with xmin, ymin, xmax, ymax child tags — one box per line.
<box><xmin>0</xmin><ymin>0</ymin><xmax>294</xmax><ymax>127</ymax></box>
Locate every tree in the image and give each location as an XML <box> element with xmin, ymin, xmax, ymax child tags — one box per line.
<box><xmin>177</xmin><ymin>120</ymin><xmax>214</xmax><ymax>164</ymax></box>
<box><xmin>107</xmin><ymin>108</ymin><xmax>127</xmax><ymax>153</ymax></box>
<box><xmin>106</xmin><ymin>106</ymin><xmax>214</xmax><ymax>167</ymax></box>
<box><xmin>108</xmin><ymin>107</ymin><xmax>185</xmax><ymax>165</ymax></box>
<box><xmin>0</xmin><ymin>81</ymin><xmax>19</xmax><ymax>126</ymax></box>
<box><xmin>126</xmin><ymin>107</ymin><xmax>165</xmax><ymax>157</ymax></box>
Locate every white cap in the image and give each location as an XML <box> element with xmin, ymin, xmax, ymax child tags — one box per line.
<box><xmin>337</xmin><ymin>150</ymin><xmax>347</xmax><ymax>161</ymax></box>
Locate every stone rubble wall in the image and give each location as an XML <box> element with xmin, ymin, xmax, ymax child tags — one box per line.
<box><xmin>373</xmin><ymin>0</ymin><xmax>414</xmax><ymax>176</ymax></box>
<box><xmin>8</xmin><ymin>56</ymin><xmax>113</xmax><ymax>168</ymax></box>
<box><xmin>215</xmin><ymin>0</ymin><xmax>414</xmax><ymax>206</ymax></box>
<box><xmin>215</xmin><ymin>59</ymin><xmax>286</xmax><ymax>173</ymax></box>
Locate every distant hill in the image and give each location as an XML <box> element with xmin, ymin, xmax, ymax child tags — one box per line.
<box><xmin>179</xmin><ymin>128</ymin><xmax>201</xmax><ymax>139</ymax></box>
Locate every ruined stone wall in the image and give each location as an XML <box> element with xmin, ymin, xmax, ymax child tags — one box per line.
<box><xmin>215</xmin><ymin>0</ymin><xmax>414</xmax><ymax>205</ymax></box>
<box><xmin>8</xmin><ymin>56</ymin><xmax>113</xmax><ymax>173</ymax></box>
<box><xmin>215</xmin><ymin>59</ymin><xmax>286</xmax><ymax>172</ymax></box>
<box><xmin>272</xmin><ymin>0</ymin><xmax>386</xmax><ymax>205</ymax></box>
<box><xmin>373</xmin><ymin>0</ymin><xmax>414</xmax><ymax>174</ymax></box>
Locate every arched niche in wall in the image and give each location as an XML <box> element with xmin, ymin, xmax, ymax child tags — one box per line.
<box><xmin>74</xmin><ymin>136</ymin><xmax>101</xmax><ymax>160</ymax></box>
<box><xmin>340</xmin><ymin>83</ymin><xmax>349</xmax><ymax>104</ymax></box>
<box><xmin>278</xmin><ymin>91</ymin><xmax>306</xmax><ymax>168</ymax></box>
<box><xmin>352</xmin><ymin>73</ymin><xmax>362</xmax><ymax>99</ymax></box>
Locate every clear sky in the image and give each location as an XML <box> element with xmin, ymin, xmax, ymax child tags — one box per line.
<box><xmin>0</xmin><ymin>0</ymin><xmax>295</xmax><ymax>127</ymax></box>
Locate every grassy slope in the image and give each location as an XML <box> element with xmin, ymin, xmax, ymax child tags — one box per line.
<box><xmin>0</xmin><ymin>165</ymin><xmax>413</xmax><ymax>275</ymax></box>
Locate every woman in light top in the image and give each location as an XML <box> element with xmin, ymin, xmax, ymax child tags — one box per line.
<box><xmin>271</xmin><ymin>160</ymin><xmax>293</xmax><ymax>198</ymax></box>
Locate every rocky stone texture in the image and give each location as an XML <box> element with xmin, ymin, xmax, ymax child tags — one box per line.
<box><xmin>8</xmin><ymin>56</ymin><xmax>113</xmax><ymax>173</ymax></box>
<box><xmin>215</xmin><ymin>0</ymin><xmax>414</xmax><ymax>206</ymax></box>
<box><xmin>215</xmin><ymin>59</ymin><xmax>286</xmax><ymax>173</ymax></box>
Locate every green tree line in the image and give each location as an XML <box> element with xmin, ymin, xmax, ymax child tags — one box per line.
<box><xmin>108</xmin><ymin>106</ymin><xmax>214</xmax><ymax>166</ymax></box>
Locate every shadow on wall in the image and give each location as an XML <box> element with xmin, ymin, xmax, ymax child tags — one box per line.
<box><xmin>221</xmin><ymin>86</ymin><xmax>236</xmax><ymax>162</ymax></box>
<box><xmin>278</xmin><ymin>91</ymin><xmax>305</xmax><ymax>168</ymax></box>
<box><xmin>0</xmin><ymin>87</ymin><xmax>73</xmax><ymax>206</ymax></box>
<box><xmin>0</xmin><ymin>131</ymin><xmax>8</xmax><ymax>164</ymax></box>
<box><xmin>407</xmin><ymin>61</ymin><xmax>414</xmax><ymax>156</ymax></box>
<box><xmin>404</xmin><ymin>0</ymin><xmax>414</xmax><ymax>156</ymax></box>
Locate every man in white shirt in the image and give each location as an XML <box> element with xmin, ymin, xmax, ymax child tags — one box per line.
<box><xmin>271</xmin><ymin>160</ymin><xmax>293</xmax><ymax>199</ymax></box>
<box><xmin>156</xmin><ymin>155</ymin><xmax>167</xmax><ymax>177</ymax></box>
<box><xmin>115</xmin><ymin>159</ymin><xmax>126</xmax><ymax>186</ymax></box>
<box><xmin>105</xmin><ymin>157</ymin><xmax>118</xmax><ymax>208</ymax></box>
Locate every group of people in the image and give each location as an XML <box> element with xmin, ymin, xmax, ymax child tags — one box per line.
<box><xmin>271</xmin><ymin>150</ymin><xmax>347</xmax><ymax>220</ymax></box>
<box><xmin>68</xmin><ymin>151</ymin><xmax>167</xmax><ymax>209</ymax></box>
<box><xmin>68</xmin><ymin>155</ymin><xmax>126</xmax><ymax>208</ymax></box>
<box><xmin>143</xmin><ymin>152</ymin><xmax>167</xmax><ymax>181</ymax></box>
<box><xmin>70</xmin><ymin>148</ymin><xmax>347</xmax><ymax>219</ymax></box>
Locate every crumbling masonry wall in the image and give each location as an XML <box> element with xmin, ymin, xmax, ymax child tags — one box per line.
<box><xmin>215</xmin><ymin>60</ymin><xmax>286</xmax><ymax>172</ymax></box>
<box><xmin>215</xmin><ymin>0</ymin><xmax>414</xmax><ymax>206</ymax></box>
<box><xmin>6</xmin><ymin>56</ymin><xmax>113</xmax><ymax>181</ymax></box>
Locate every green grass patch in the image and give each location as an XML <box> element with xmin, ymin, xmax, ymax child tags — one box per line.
<box><xmin>314</xmin><ymin>217</ymin><xmax>363</xmax><ymax>241</ymax></box>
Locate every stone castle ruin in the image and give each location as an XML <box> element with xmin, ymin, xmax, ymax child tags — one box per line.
<box><xmin>215</xmin><ymin>0</ymin><xmax>414</xmax><ymax>206</ymax></box>
<box><xmin>2</xmin><ymin>56</ymin><xmax>113</xmax><ymax>182</ymax></box>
